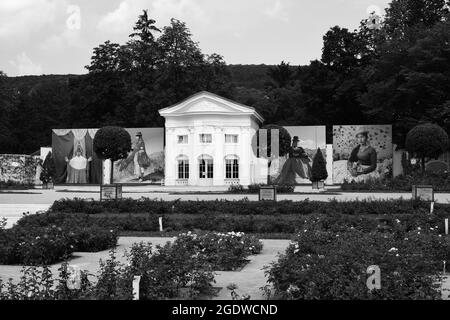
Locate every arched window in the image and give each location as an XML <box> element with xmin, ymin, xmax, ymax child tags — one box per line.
<box><xmin>198</xmin><ymin>155</ymin><xmax>213</xmax><ymax>179</ymax></box>
<box><xmin>225</xmin><ymin>155</ymin><xmax>239</xmax><ymax>179</ymax></box>
<box><xmin>176</xmin><ymin>155</ymin><xmax>189</xmax><ymax>179</ymax></box>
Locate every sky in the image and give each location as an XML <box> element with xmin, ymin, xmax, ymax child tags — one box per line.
<box><xmin>0</xmin><ymin>0</ymin><xmax>391</xmax><ymax>77</ymax></box>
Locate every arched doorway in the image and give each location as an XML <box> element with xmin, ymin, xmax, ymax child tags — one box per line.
<box><xmin>198</xmin><ymin>154</ymin><xmax>213</xmax><ymax>186</ymax></box>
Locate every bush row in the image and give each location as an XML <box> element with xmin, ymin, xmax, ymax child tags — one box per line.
<box><xmin>25</xmin><ymin>210</ymin><xmax>450</xmax><ymax>235</ymax></box>
<box><xmin>0</xmin><ymin>180</ymin><xmax>34</xmax><ymax>190</ymax></box>
<box><xmin>227</xmin><ymin>184</ymin><xmax>295</xmax><ymax>194</ymax></box>
<box><xmin>49</xmin><ymin>197</ymin><xmax>447</xmax><ymax>216</ymax></box>
<box><xmin>341</xmin><ymin>172</ymin><xmax>450</xmax><ymax>192</ymax></box>
<box><xmin>0</xmin><ymin>213</ymin><xmax>118</xmax><ymax>265</ymax></box>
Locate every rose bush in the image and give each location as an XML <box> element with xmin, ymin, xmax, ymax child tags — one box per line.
<box><xmin>173</xmin><ymin>231</ymin><xmax>263</xmax><ymax>271</ymax></box>
<box><xmin>0</xmin><ymin>212</ymin><xmax>118</xmax><ymax>265</ymax></box>
<box><xmin>265</xmin><ymin>223</ymin><xmax>450</xmax><ymax>299</ymax></box>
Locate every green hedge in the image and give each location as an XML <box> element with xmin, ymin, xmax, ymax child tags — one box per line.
<box><xmin>342</xmin><ymin>172</ymin><xmax>450</xmax><ymax>192</ymax></box>
<box><xmin>49</xmin><ymin>197</ymin><xmax>447</xmax><ymax>216</ymax></box>
<box><xmin>23</xmin><ymin>210</ymin><xmax>450</xmax><ymax>235</ymax></box>
<box><xmin>0</xmin><ymin>212</ymin><xmax>118</xmax><ymax>265</ymax></box>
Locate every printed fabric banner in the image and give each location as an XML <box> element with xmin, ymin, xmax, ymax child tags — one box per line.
<box><xmin>270</xmin><ymin>126</ymin><xmax>327</xmax><ymax>185</ymax></box>
<box><xmin>52</xmin><ymin>128</ymin><xmax>164</xmax><ymax>184</ymax></box>
<box><xmin>333</xmin><ymin>125</ymin><xmax>393</xmax><ymax>184</ymax></box>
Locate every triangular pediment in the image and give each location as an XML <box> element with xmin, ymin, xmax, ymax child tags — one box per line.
<box><xmin>159</xmin><ymin>91</ymin><xmax>264</xmax><ymax>123</ymax></box>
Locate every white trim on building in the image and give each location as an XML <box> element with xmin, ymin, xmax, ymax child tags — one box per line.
<box><xmin>159</xmin><ymin>91</ymin><xmax>267</xmax><ymax>187</ymax></box>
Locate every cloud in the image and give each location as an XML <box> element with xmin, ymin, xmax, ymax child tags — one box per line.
<box><xmin>97</xmin><ymin>0</ymin><xmax>209</xmax><ymax>35</ymax></box>
<box><xmin>9</xmin><ymin>52</ymin><xmax>43</xmax><ymax>75</ymax></box>
<box><xmin>0</xmin><ymin>0</ymin><xmax>63</xmax><ymax>39</ymax></box>
<box><xmin>263</xmin><ymin>0</ymin><xmax>289</xmax><ymax>22</ymax></box>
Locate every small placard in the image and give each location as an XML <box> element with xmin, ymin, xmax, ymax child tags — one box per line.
<box><xmin>100</xmin><ymin>184</ymin><xmax>122</xmax><ymax>201</ymax></box>
<box><xmin>259</xmin><ymin>186</ymin><xmax>277</xmax><ymax>201</ymax></box>
<box><xmin>412</xmin><ymin>185</ymin><xmax>434</xmax><ymax>202</ymax></box>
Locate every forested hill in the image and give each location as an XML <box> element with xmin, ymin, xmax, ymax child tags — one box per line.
<box><xmin>4</xmin><ymin>64</ymin><xmax>281</xmax><ymax>92</ymax></box>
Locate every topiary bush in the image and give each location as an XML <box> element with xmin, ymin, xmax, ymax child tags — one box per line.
<box><xmin>405</xmin><ymin>123</ymin><xmax>449</xmax><ymax>171</ymax></box>
<box><xmin>40</xmin><ymin>152</ymin><xmax>56</xmax><ymax>184</ymax></box>
<box><xmin>93</xmin><ymin>127</ymin><xmax>132</xmax><ymax>162</ymax></box>
<box><xmin>310</xmin><ymin>148</ymin><xmax>328</xmax><ymax>182</ymax></box>
<box><xmin>425</xmin><ymin>160</ymin><xmax>448</xmax><ymax>175</ymax></box>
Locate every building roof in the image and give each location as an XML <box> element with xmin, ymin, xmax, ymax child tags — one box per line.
<box><xmin>159</xmin><ymin>91</ymin><xmax>264</xmax><ymax>124</ymax></box>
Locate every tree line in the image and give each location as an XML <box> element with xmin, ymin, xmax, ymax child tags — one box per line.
<box><xmin>1</xmin><ymin>0</ymin><xmax>450</xmax><ymax>154</ymax></box>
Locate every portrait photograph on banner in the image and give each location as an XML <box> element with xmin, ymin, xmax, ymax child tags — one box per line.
<box><xmin>113</xmin><ymin>128</ymin><xmax>165</xmax><ymax>184</ymax></box>
<box><xmin>333</xmin><ymin>125</ymin><xmax>393</xmax><ymax>184</ymax></box>
<box><xmin>52</xmin><ymin>128</ymin><xmax>165</xmax><ymax>184</ymax></box>
<box><xmin>270</xmin><ymin>126</ymin><xmax>327</xmax><ymax>185</ymax></box>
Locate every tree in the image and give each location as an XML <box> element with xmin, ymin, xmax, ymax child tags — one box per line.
<box><xmin>93</xmin><ymin>127</ymin><xmax>132</xmax><ymax>183</ymax></box>
<box><xmin>405</xmin><ymin>123</ymin><xmax>449</xmax><ymax>171</ymax></box>
<box><xmin>310</xmin><ymin>148</ymin><xmax>328</xmax><ymax>182</ymax></box>
<box><xmin>268</xmin><ymin>61</ymin><xmax>293</xmax><ymax>87</ymax></box>
<box><xmin>85</xmin><ymin>41</ymin><xmax>121</xmax><ymax>73</ymax></box>
<box><xmin>40</xmin><ymin>152</ymin><xmax>56</xmax><ymax>184</ymax></box>
<box><xmin>129</xmin><ymin>9</ymin><xmax>161</xmax><ymax>44</ymax></box>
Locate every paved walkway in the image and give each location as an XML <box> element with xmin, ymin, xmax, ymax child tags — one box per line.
<box><xmin>212</xmin><ymin>240</ymin><xmax>289</xmax><ymax>300</ymax></box>
<box><xmin>0</xmin><ymin>237</ymin><xmax>289</xmax><ymax>300</ymax></box>
<box><xmin>1</xmin><ymin>236</ymin><xmax>449</xmax><ymax>300</ymax></box>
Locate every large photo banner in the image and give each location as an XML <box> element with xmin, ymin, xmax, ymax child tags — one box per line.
<box><xmin>113</xmin><ymin>128</ymin><xmax>164</xmax><ymax>183</ymax></box>
<box><xmin>52</xmin><ymin>128</ymin><xmax>164</xmax><ymax>184</ymax></box>
<box><xmin>332</xmin><ymin>125</ymin><xmax>393</xmax><ymax>184</ymax></box>
<box><xmin>270</xmin><ymin>126</ymin><xmax>327</xmax><ymax>185</ymax></box>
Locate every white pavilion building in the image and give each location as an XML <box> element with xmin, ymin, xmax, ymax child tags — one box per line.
<box><xmin>159</xmin><ymin>91</ymin><xmax>268</xmax><ymax>187</ymax></box>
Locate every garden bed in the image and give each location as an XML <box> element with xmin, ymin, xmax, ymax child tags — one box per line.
<box><xmin>49</xmin><ymin>197</ymin><xmax>449</xmax><ymax>216</ymax></box>
<box><xmin>341</xmin><ymin>172</ymin><xmax>450</xmax><ymax>192</ymax></box>
<box><xmin>265</xmin><ymin>219</ymin><xmax>450</xmax><ymax>299</ymax></box>
<box><xmin>0</xmin><ymin>213</ymin><xmax>118</xmax><ymax>265</ymax></box>
<box><xmin>0</xmin><ymin>231</ymin><xmax>263</xmax><ymax>300</ymax></box>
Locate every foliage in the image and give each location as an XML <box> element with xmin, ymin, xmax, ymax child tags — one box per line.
<box><xmin>93</xmin><ymin>126</ymin><xmax>131</xmax><ymax>161</ymax></box>
<box><xmin>50</xmin><ymin>197</ymin><xmax>450</xmax><ymax>216</ymax></box>
<box><xmin>405</xmin><ymin>123</ymin><xmax>449</xmax><ymax>169</ymax></box>
<box><xmin>227</xmin><ymin>184</ymin><xmax>295</xmax><ymax>194</ymax></box>
<box><xmin>0</xmin><ymin>181</ymin><xmax>34</xmax><ymax>190</ymax></box>
<box><xmin>46</xmin><ymin>197</ymin><xmax>450</xmax><ymax>234</ymax></box>
<box><xmin>341</xmin><ymin>171</ymin><xmax>450</xmax><ymax>192</ymax></box>
<box><xmin>426</xmin><ymin>160</ymin><xmax>448</xmax><ymax>175</ymax></box>
<box><xmin>0</xmin><ymin>242</ymin><xmax>217</xmax><ymax>300</ymax></box>
<box><xmin>266</xmin><ymin>226</ymin><xmax>450</xmax><ymax>299</ymax></box>
<box><xmin>173</xmin><ymin>231</ymin><xmax>263</xmax><ymax>271</ymax></box>
<box><xmin>40</xmin><ymin>152</ymin><xmax>56</xmax><ymax>184</ymax></box>
<box><xmin>0</xmin><ymin>212</ymin><xmax>118</xmax><ymax>265</ymax></box>
<box><xmin>310</xmin><ymin>148</ymin><xmax>328</xmax><ymax>182</ymax></box>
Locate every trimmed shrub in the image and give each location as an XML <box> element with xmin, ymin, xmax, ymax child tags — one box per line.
<box><xmin>405</xmin><ymin>123</ymin><xmax>449</xmax><ymax>171</ymax></box>
<box><xmin>310</xmin><ymin>148</ymin><xmax>328</xmax><ymax>182</ymax></box>
<box><xmin>93</xmin><ymin>126</ymin><xmax>131</xmax><ymax>162</ymax></box>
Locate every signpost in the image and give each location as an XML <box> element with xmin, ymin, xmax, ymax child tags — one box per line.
<box><xmin>259</xmin><ymin>186</ymin><xmax>277</xmax><ymax>202</ymax></box>
<box><xmin>412</xmin><ymin>185</ymin><xmax>434</xmax><ymax>202</ymax></box>
<box><xmin>100</xmin><ymin>184</ymin><xmax>123</xmax><ymax>201</ymax></box>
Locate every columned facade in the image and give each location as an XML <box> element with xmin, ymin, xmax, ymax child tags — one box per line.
<box><xmin>159</xmin><ymin>91</ymin><xmax>265</xmax><ymax>187</ymax></box>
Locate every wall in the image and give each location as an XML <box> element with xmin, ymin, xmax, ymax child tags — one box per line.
<box><xmin>0</xmin><ymin>154</ymin><xmax>40</xmax><ymax>184</ymax></box>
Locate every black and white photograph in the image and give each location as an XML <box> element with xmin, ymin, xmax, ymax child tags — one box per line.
<box><xmin>1</xmin><ymin>0</ymin><xmax>450</xmax><ymax>313</ymax></box>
